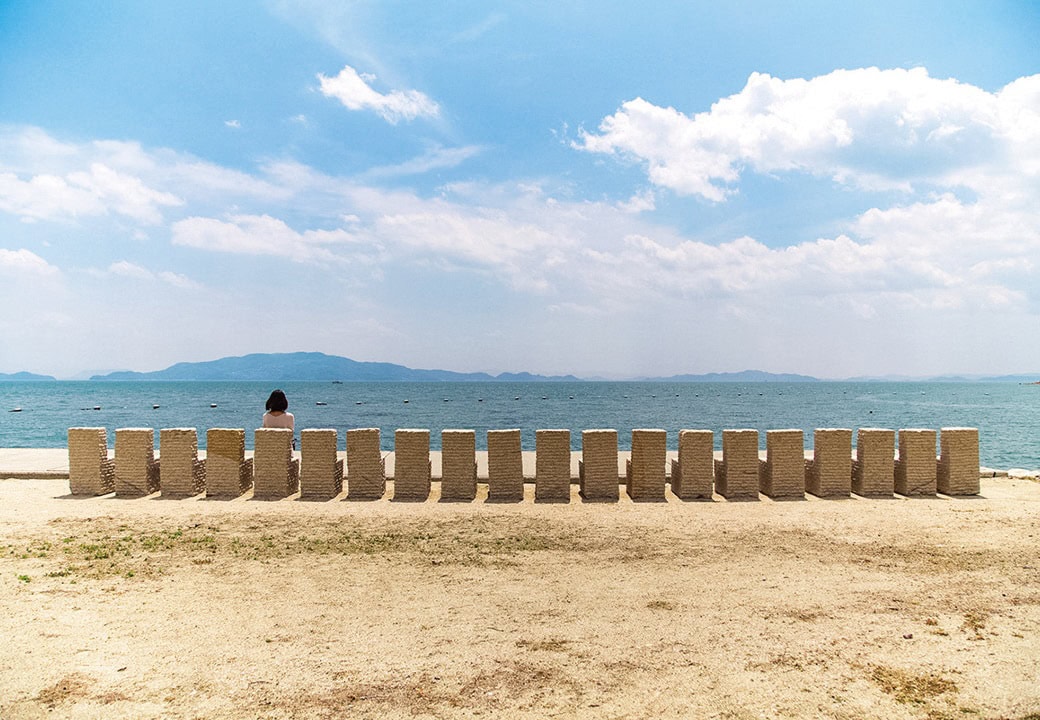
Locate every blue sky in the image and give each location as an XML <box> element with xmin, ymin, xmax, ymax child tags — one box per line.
<box><xmin>1</xmin><ymin>1</ymin><xmax>1038</xmax><ymax>379</ymax></box>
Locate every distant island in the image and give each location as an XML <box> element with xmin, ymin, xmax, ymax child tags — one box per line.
<box><xmin>3</xmin><ymin>352</ymin><xmax>1035</xmax><ymax>382</ymax></box>
<box><xmin>90</xmin><ymin>352</ymin><xmax>584</xmax><ymax>382</ymax></box>
<box><xmin>0</xmin><ymin>371</ymin><xmax>56</xmax><ymax>382</ymax></box>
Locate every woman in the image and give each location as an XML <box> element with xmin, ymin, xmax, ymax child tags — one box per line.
<box><xmin>262</xmin><ymin>389</ymin><xmax>295</xmax><ymax>431</ymax></box>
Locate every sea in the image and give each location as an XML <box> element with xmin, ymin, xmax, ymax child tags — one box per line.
<box><xmin>0</xmin><ymin>381</ymin><xmax>1037</xmax><ymax>469</ymax></box>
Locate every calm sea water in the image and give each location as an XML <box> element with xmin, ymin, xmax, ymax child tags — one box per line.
<box><xmin>0</xmin><ymin>381</ymin><xmax>1036</xmax><ymax>468</ymax></box>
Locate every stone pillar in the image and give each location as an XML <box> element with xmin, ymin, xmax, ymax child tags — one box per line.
<box><xmin>68</xmin><ymin>427</ymin><xmax>114</xmax><ymax>496</ymax></box>
<box><xmin>670</xmin><ymin>429</ymin><xmax>713</xmax><ymax>499</ymax></box>
<box><xmin>805</xmin><ymin>428</ymin><xmax>852</xmax><ymax>498</ymax></box>
<box><xmin>393</xmin><ymin>429</ymin><xmax>431</xmax><ymax>501</ymax></box>
<box><xmin>535</xmin><ymin>429</ymin><xmax>571</xmax><ymax>502</ymax></box>
<box><xmin>487</xmin><ymin>429</ymin><xmax>524</xmax><ymax>502</ymax></box>
<box><xmin>760</xmin><ymin>429</ymin><xmax>804</xmax><ymax>499</ymax></box>
<box><xmin>253</xmin><ymin>428</ymin><xmax>299</xmax><ymax>499</ymax></box>
<box><xmin>115</xmin><ymin>427</ymin><xmax>159</xmax><ymax>498</ymax></box>
<box><xmin>159</xmin><ymin>428</ymin><xmax>205</xmax><ymax>498</ymax></box>
<box><xmin>626</xmin><ymin>429</ymin><xmax>666</xmax><ymax>501</ymax></box>
<box><xmin>852</xmin><ymin>428</ymin><xmax>894</xmax><ymax>497</ymax></box>
<box><xmin>346</xmin><ymin>428</ymin><xmax>385</xmax><ymax>500</ymax></box>
<box><xmin>938</xmin><ymin>427</ymin><xmax>980</xmax><ymax>496</ymax></box>
<box><xmin>205</xmin><ymin>428</ymin><xmax>253</xmax><ymax>499</ymax></box>
<box><xmin>440</xmin><ymin>429</ymin><xmax>477</xmax><ymax>502</ymax></box>
<box><xmin>895</xmin><ymin>428</ymin><xmax>937</xmax><ymax>496</ymax></box>
<box><xmin>299</xmin><ymin>429</ymin><xmax>342</xmax><ymax>500</ymax></box>
<box><xmin>715</xmin><ymin>429</ymin><xmax>759</xmax><ymax>500</ymax></box>
<box><xmin>580</xmin><ymin>429</ymin><xmax>619</xmax><ymax>501</ymax></box>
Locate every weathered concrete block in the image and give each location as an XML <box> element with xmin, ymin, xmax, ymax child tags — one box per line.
<box><xmin>760</xmin><ymin>429</ymin><xmax>804</xmax><ymax>499</ymax></box>
<box><xmin>671</xmin><ymin>429</ymin><xmax>713</xmax><ymax>499</ymax></box>
<box><xmin>805</xmin><ymin>428</ymin><xmax>852</xmax><ymax>498</ymax></box>
<box><xmin>300</xmin><ymin>428</ymin><xmax>342</xmax><ymax>500</ymax></box>
<box><xmin>580</xmin><ymin>429</ymin><xmax>619</xmax><ymax>502</ymax></box>
<box><xmin>715</xmin><ymin>429</ymin><xmax>759</xmax><ymax>500</ymax></box>
<box><xmin>159</xmin><ymin>428</ymin><xmax>205</xmax><ymax>498</ymax></box>
<box><xmin>346</xmin><ymin>428</ymin><xmax>385</xmax><ymax>500</ymax></box>
<box><xmin>393</xmin><ymin>429</ymin><xmax>431</xmax><ymax>501</ymax></box>
<box><xmin>487</xmin><ymin>429</ymin><xmax>524</xmax><ymax>502</ymax></box>
<box><xmin>206</xmin><ymin>428</ymin><xmax>253</xmax><ymax>499</ymax></box>
<box><xmin>626</xmin><ymin>429</ymin><xmax>666</xmax><ymax>501</ymax></box>
<box><xmin>852</xmin><ymin>428</ymin><xmax>894</xmax><ymax>497</ymax></box>
<box><xmin>440</xmin><ymin>429</ymin><xmax>477</xmax><ymax>502</ymax></box>
<box><xmin>68</xmin><ymin>427</ymin><xmax>114</xmax><ymax>496</ymax></box>
<box><xmin>535</xmin><ymin>429</ymin><xmax>571</xmax><ymax>502</ymax></box>
<box><xmin>115</xmin><ymin>428</ymin><xmax>159</xmax><ymax>498</ymax></box>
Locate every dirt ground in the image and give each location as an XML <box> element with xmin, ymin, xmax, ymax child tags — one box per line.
<box><xmin>1</xmin><ymin>477</ymin><xmax>1039</xmax><ymax>720</ymax></box>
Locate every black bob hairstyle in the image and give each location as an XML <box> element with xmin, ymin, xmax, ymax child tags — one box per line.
<box><xmin>265</xmin><ymin>389</ymin><xmax>289</xmax><ymax>412</ymax></box>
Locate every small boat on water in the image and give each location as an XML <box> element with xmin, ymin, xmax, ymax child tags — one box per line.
<box><xmin>152</xmin><ymin>404</ymin><xmax>160</xmax><ymax>409</ymax></box>
<box><xmin>315</xmin><ymin>401</ymin><xmax>327</xmax><ymax>406</ymax></box>
<box><xmin>9</xmin><ymin>407</ymin><xmax>22</xmax><ymax>413</ymax></box>
<box><xmin>210</xmin><ymin>403</ymin><xmax>217</xmax><ymax>408</ymax></box>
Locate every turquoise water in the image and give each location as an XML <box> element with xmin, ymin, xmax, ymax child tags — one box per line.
<box><xmin>0</xmin><ymin>381</ymin><xmax>1036</xmax><ymax>468</ymax></box>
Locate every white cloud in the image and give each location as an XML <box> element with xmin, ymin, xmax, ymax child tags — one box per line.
<box><xmin>317</xmin><ymin>65</ymin><xmax>439</xmax><ymax>123</ymax></box>
<box><xmin>107</xmin><ymin>260</ymin><xmax>199</xmax><ymax>288</ymax></box>
<box><xmin>170</xmin><ymin>214</ymin><xmax>365</xmax><ymax>264</ymax></box>
<box><xmin>577</xmin><ymin>68</ymin><xmax>1040</xmax><ymax>202</ymax></box>
<box><xmin>0</xmin><ymin>248</ymin><xmax>60</xmax><ymax>277</ymax></box>
<box><xmin>364</xmin><ymin>144</ymin><xmax>483</xmax><ymax>178</ymax></box>
<box><xmin>224</xmin><ymin>120</ymin><xmax>241</xmax><ymax>129</ymax></box>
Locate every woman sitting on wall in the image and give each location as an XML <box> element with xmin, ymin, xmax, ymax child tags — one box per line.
<box><xmin>262</xmin><ymin>389</ymin><xmax>295</xmax><ymax>436</ymax></box>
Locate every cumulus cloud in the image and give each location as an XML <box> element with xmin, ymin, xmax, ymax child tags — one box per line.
<box><xmin>0</xmin><ymin>248</ymin><xmax>60</xmax><ymax>277</ymax></box>
<box><xmin>0</xmin><ymin>153</ymin><xmax>182</xmax><ymax>224</ymax></box>
<box><xmin>317</xmin><ymin>65</ymin><xmax>439</xmax><ymax>123</ymax></box>
<box><xmin>577</xmin><ymin>67</ymin><xmax>1040</xmax><ymax>201</ymax></box>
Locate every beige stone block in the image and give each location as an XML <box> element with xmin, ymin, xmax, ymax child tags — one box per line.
<box><xmin>626</xmin><ymin>429</ymin><xmax>666</xmax><ymax>501</ymax></box>
<box><xmin>299</xmin><ymin>429</ymin><xmax>342</xmax><ymax>500</ymax></box>
<box><xmin>938</xmin><ymin>427</ymin><xmax>980</xmax><ymax>496</ymax></box>
<box><xmin>205</xmin><ymin>428</ymin><xmax>253</xmax><ymax>499</ymax></box>
<box><xmin>346</xmin><ymin>428</ymin><xmax>385</xmax><ymax>500</ymax></box>
<box><xmin>487</xmin><ymin>429</ymin><xmax>523</xmax><ymax>502</ymax></box>
<box><xmin>760</xmin><ymin>429</ymin><xmax>804</xmax><ymax>499</ymax></box>
<box><xmin>393</xmin><ymin>429</ymin><xmax>431</xmax><ymax>501</ymax></box>
<box><xmin>159</xmin><ymin>428</ymin><xmax>205</xmax><ymax>498</ymax></box>
<box><xmin>895</xmin><ymin>428</ymin><xmax>937</xmax><ymax>496</ymax></box>
<box><xmin>852</xmin><ymin>428</ymin><xmax>894</xmax><ymax>497</ymax></box>
<box><xmin>805</xmin><ymin>428</ymin><xmax>852</xmax><ymax>498</ymax></box>
<box><xmin>535</xmin><ymin>429</ymin><xmax>571</xmax><ymax>502</ymax></box>
<box><xmin>671</xmin><ymin>429</ymin><xmax>713</xmax><ymax>499</ymax></box>
<box><xmin>580</xmin><ymin>429</ymin><xmax>619</xmax><ymax>501</ymax></box>
<box><xmin>441</xmin><ymin>429</ymin><xmax>477</xmax><ymax>502</ymax></box>
<box><xmin>68</xmin><ymin>427</ymin><xmax>114</xmax><ymax>496</ymax></box>
<box><xmin>715</xmin><ymin>429</ymin><xmax>759</xmax><ymax>500</ymax></box>
<box><xmin>253</xmin><ymin>428</ymin><xmax>299</xmax><ymax>500</ymax></box>
<box><xmin>115</xmin><ymin>427</ymin><xmax>160</xmax><ymax>498</ymax></box>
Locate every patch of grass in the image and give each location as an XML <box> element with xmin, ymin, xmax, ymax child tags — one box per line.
<box><xmin>870</xmin><ymin>665</ymin><xmax>958</xmax><ymax>705</ymax></box>
<box><xmin>961</xmin><ymin>612</ymin><xmax>987</xmax><ymax>640</ymax></box>
<box><xmin>515</xmin><ymin>638</ymin><xmax>570</xmax><ymax>652</ymax></box>
<box><xmin>17</xmin><ymin>574</ymin><xmax>30</xmax><ymax>583</ymax></box>
<box><xmin>16</xmin><ymin>516</ymin><xmax>598</xmax><ymax>581</ymax></box>
<box><xmin>646</xmin><ymin>599</ymin><xmax>677</xmax><ymax>611</ymax></box>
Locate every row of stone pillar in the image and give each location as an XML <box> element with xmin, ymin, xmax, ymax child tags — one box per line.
<box><xmin>67</xmin><ymin>425</ymin><xmax>980</xmax><ymax>501</ymax></box>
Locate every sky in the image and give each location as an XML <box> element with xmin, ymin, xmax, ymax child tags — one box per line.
<box><xmin>0</xmin><ymin>1</ymin><xmax>1038</xmax><ymax>380</ymax></box>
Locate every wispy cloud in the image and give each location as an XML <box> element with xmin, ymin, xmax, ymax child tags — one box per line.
<box><xmin>364</xmin><ymin>144</ymin><xmax>483</xmax><ymax>178</ymax></box>
<box><xmin>318</xmin><ymin>65</ymin><xmax>439</xmax><ymax>123</ymax></box>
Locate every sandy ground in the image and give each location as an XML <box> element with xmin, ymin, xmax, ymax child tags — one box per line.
<box><xmin>2</xmin><ymin>477</ymin><xmax>1039</xmax><ymax>720</ymax></box>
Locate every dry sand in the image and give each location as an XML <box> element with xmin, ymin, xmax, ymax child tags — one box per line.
<box><xmin>2</xmin><ymin>476</ymin><xmax>1039</xmax><ymax>720</ymax></box>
